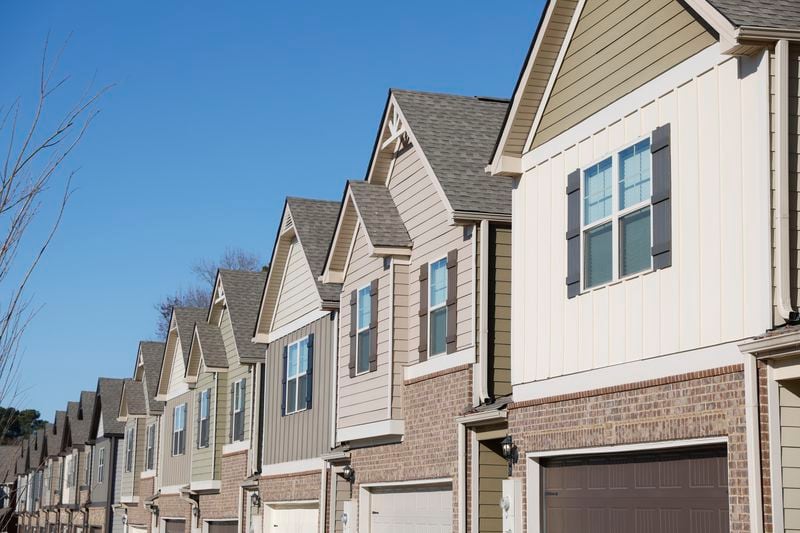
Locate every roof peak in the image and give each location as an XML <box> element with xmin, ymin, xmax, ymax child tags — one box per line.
<box><xmin>391</xmin><ymin>88</ymin><xmax>509</xmax><ymax>104</ymax></box>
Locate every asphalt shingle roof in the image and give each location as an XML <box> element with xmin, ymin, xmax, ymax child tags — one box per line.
<box><xmin>139</xmin><ymin>341</ymin><xmax>165</xmax><ymax>414</ymax></box>
<box><xmin>122</xmin><ymin>380</ymin><xmax>147</xmax><ymax>417</ymax></box>
<box><xmin>218</xmin><ymin>269</ymin><xmax>268</xmax><ymax>361</ymax></box>
<box><xmin>709</xmin><ymin>0</ymin><xmax>800</xmax><ymax>30</ymax></box>
<box><xmin>68</xmin><ymin>393</ymin><xmax>94</xmax><ymax>446</ymax></box>
<box><xmin>286</xmin><ymin>197</ymin><xmax>342</xmax><ymax>304</ymax></box>
<box><xmin>348</xmin><ymin>181</ymin><xmax>412</xmax><ymax>249</ymax></box>
<box><xmin>174</xmin><ymin>308</ymin><xmax>208</xmax><ymax>365</ymax></box>
<box><xmin>48</xmin><ymin>411</ymin><xmax>66</xmax><ymax>456</ymax></box>
<box><xmin>193</xmin><ymin>321</ymin><xmax>228</xmax><ymax>369</ymax></box>
<box><xmin>392</xmin><ymin>89</ymin><xmax>514</xmax><ymax>217</ymax></box>
<box><xmin>28</xmin><ymin>427</ymin><xmax>45</xmax><ymax>468</ymax></box>
<box><xmin>0</xmin><ymin>445</ymin><xmax>18</xmax><ymax>482</ymax></box>
<box><xmin>96</xmin><ymin>377</ymin><xmax>126</xmax><ymax>437</ymax></box>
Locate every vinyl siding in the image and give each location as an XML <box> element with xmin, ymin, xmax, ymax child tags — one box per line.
<box><xmin>89</xmin><ymin>438</ymin><xmax>113</xmax><ymax>504</ymax></box>
<box><xmin>391</xmin><ymin>260</ymin><xmax>409</xmax><ymax>420</ymax></box>
<box><xmin>221</xmin><ymin>309</ymin><xmax>238</xmax><ymax>366</ymax></box>
<box><xmin>782</xmin><ymin>380</ymin><xmax>800</xmax><ymax>531</ymax></box>
<box><xmin>191</xmin><ymin>371</ymin><xmax>222</xmax><ymax>483</ymax></box>
<box><xmin>225</xmin><ymin>364</ymin><xmax>250</xmax><ymax>444</ymax></box>
<box><xmin>272</xmin><ymin>238</ymin><xmax>320</xmax><ymax>330</ymax></box>
<box><xmin>532</xmin><ymin>0</ymin><xmax>715</xmax><ymax>148</ymax></box>
<box><xmin>489</xmin><ymin>225</ymin><xmax>512</xmax><ymax>398</ymax></box>
<box><xmin>162</xmin><ymin>393</ymin><xmax>193</xmax><ymax>487</ymax></box>
<box><xmin>513</xmin><ymin>52</ymin><xmax>771</xmax><ymax>385</ymax></box>
<box><xmin>264</xmin><ymin>313</ymin><xmax>335</xmax><ymax>464</ymax></box>
<box><xmin>120</xmin><ymin>419</ymin><xmax>139</xmax><ymax>500</ymax></box>
<box><xmin>478</xmin><ymin>439</ymin><xmax>507</xmax><ymax>533</ymax></box>
<box><xmin>145</xmin><ymin>415</ymin><xmax>160</xmax><ymax>473</ymax></box>
<box><xmin>168</xmin><ymin>339</ymin><xmax>188</xmax><ymax>396</ymax></box>
<box><xmin>332</xmin><ymin>471</ymin><xmax>352</xmax><ymax>533</ymax></box>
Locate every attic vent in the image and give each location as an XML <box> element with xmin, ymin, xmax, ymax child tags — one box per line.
<box><xmin>283</xmin><ymin>211</ymin><xmax>294</xmax><ymax>232</ymax></box>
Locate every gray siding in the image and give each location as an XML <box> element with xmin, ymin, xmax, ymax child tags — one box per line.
<box><xmin>489</xmin><ymin>225</ymin><xmax>512</xmax><ymax>398</ymax></box>
<box><xmin>264</xmin><ymin>313</ymin><xmax>335</xmax><ymax>464</ymax></box>
<box><xmin>162</xmin><ymin>393</ymin><xmax>193</xmax><ymax>487</ymax></box>
<box><xmin>191</xmin><ymin>371</ymin><xmax>227</xmax><ymax>483</ymax></box>
<box><xmin>88</xmin><ymin>438</ymin><xmax>113</xmax><ymax>504</ymax></box>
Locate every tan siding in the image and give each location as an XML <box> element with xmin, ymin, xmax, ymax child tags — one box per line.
<box><xmin>330</xmin><ymin>203</ymin><xmax>358</xmax><ymax>274</ymax></box>
<box><xmin>272</xmin><ymin>239</ymin><xmax>320</xmax><ymax>330</ymax></box>
<box><xmin>220</xmin><ymin>308</ymin><xmax>238</xmax><ymax>366</ymax></box>
<box><xmin>264</xmin><ymin>313</ymin><xmax>335</xmax><ymax>464</ymax></box>
<box><xmin>225</xmin><ymin>364</ymin><xmax>250</xmax><ymax>443</ymax></box>
<box><xmin>478</xmin><ymin>439</ymin><xmax>507</xmax><ymax>533</ymax></box>
<box><xmin>782</xmin><ymin>381</ymin><xmax>800</xmax><ymax>530</ymax></box>
<box><xmin>191</xmin><ymin>372</ymin><xmax>217</xmax><ymax>483</ymax></box>
<box><xmin>490</xmin><ymin>225</ymin><xmax>512</xmax><ymax>398</ymax></box>
<box><xmin>168</xmin><ymin>339</ymin><xmax>186</xmax><ymax>394</ymax></box>
<box><xmin>332</xmin><ymin>471</ymin><xmax>352</xmax><ymax>533</ymax></box>
<box><xmin>532</xmin><ymin>0</ymin><xmax>715</xmax><ymax>149</ymax></box>
<box><xmin>391</xmin><ymin>261</ymin><xmax>409</xmax><ymax>420</ymax></box>
<box><xmin>162</xmin><ymin>393</ymin><xmax>193</xmax><ymax>487</ymax></box>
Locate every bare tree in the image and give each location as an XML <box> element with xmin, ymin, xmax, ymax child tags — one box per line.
<box><xmin>0</xmin><ymin>35</ymin><xmax>110</xmax><ymax>410</ymax></box>
<box><xmin>154</xmin><ymin>247</ymin><xmax>263</xmax><ymax>338</ymax></box>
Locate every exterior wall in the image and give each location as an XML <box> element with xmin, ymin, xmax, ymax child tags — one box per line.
<box><xmin>533</xmin><ymin>0</ymin><xmax>716</xmax><ymax>148</ymax></box>
<box><xmin>125</xmin><ymin>476</ymin><xmax>154</xmax><ymax>529</ymax></box>
<box><xmin>513</xmin><ymin>51</ymin><xmax>771</xmax><ymax>387</ymax></box>
<box><xmin>779</xmin><ymin>379</ymin><xmax>800</xmax><ymax>530</ymax></box>
<box><xmin>258</xmin><ymin>470</ymin><xmax>321</xmax><ymax>506</ymax></box>
<box><xmin>143</xmin><ymin>415</ymin><xmax>160</xmax><ymax>476</ymax></box>
<box><xmin>196</xmin><ymin>450</ymin><xmax>247</xmax><ymax>521</ymax></box>
<box><xmin>161</xmin><ymin>394</ymin><xmax>193</xmax><ymax>488</ymax></box>
<box><xmin>223</xmin><ymin>365</ymin><xmax>250</xmax><ymax>445</ymax></box>
<box><xmin>88</xmin><ymin>439</ymin><xmax>114</xmax><ymax>505</ymax></box>
<box><xmin>508</xmin><ymin>365</ymin><xmax>749</xmax><ymax>530</ymax></box>
<box><xmin>477</xmin><ymin>438</ymin><xmax>506</xmax><ymax>533</ymax></box>
<box><xmin>61</xmin><ymin>448</ymin><xmax>79</xmax><ymax>507</ymax></box>
<box><xmin>121</xmin><ymin>419</ymin><xmax>145</xmax><ymax>501</ymax></box>
<box><xmin>271</xmin><ymin>239</ymin><xmax>319</xmax><ymax>330</ymax></box>
<box><xmin>264</xmin><ymin>313</ymin><xmax>335</xmax><ymax>465</ymax></box>
<box><xmin>153</xmin><ymin>495</ymin><xmax>190</xmax><ymax>533</ymax></box>
<box><xmin>191</xmin><ymin>371</ymin><xmax>225</xmax><ymax>485</ymax></box>
<box><xmin>489</xmin><ymin>224</ymin><xmax>512</xmax><ymax>398</ymax></box>
<box><xmin>167</xmin><ymin>341</ymin><xmax>188</xmax><ymax>398</ymax></box>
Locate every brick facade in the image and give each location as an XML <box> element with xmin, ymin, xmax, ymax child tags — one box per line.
<box><xmin>123</xmin><ymin>476</ymin><xmax>154</xmax><ymax>530</ymax></box>
<box><xmin>508</xmin><ymin>365</ymin><xmax>750</xmax><ymax>531</ymax></box>
<box><xmin>152</xmin><ymin>495</ymin><xmax>190</xmax><ymax>533</ymax></box>
<box><xmin>197</xmin><ymin>450</ymin><xmax>247</xmax><ymax>523</ymax></box>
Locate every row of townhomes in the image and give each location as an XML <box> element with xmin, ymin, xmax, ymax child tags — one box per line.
<box><xmin>2</xmin><ymin>0</ymin><xmax>800</xmax><ymax>531</ymax></box>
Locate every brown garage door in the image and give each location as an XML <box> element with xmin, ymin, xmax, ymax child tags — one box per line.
<box><xmin>163</xmin><ymin>520</ymin><xmax>185</xmax><ymax>533</ymax></box>
<box><xmin>543</xmin><ymin>446</ymin><xmax>729</xmax><ymax>533</ymax></box>
<box><xmin>206</xmin><ymin>521</ymin><xmax>238</xmax><ymax>533</ymax></box>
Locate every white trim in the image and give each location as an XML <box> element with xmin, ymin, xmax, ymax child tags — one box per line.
<box><xmin>358</xmin><ymin>478</ymin><xmax>453</xmax><ymax>533</ymax></box>
<box><xmin>469</xmin><ymin>429</ymin><xmax>479</xmax><ymax>533</ymax></box>
<box><xmin>159</xmin><ymin>484</ymin><xmax>184</xmax><ymax>495</ymax></box>
<box><xmin>523</xmin><ymin>0</ymin><xmax>588</xmax><ymax>153</ymax></box>
<box><xmin>527</xmin><ymin>436</ymin><xmax>728</xmax><ymax>459</ymax></box>
<box><xmin>774</xmin><ymin>359</ymin><xmax>800</xmax><ymax>381</ymax></box>
<box><xmin>284</xmin><ymin>335</ymin><xmax>311</xmax><ymax>416</ymax></box>
<box><xmin>260</xmin><ymin>457</ymin><xmax>324</xmax><ymax>477</ymax></box>
<box><xmin>404</xmin><ymin>346</ymin><xmax>475</xmax><ymax>381</ymax></box>
<box><xmin>522</xmin><ymin>44</ymin><xmax>724</xmax><ymax>171</ymax></box>
<box><xmin>120</xmin><ymin>496</ymin><xmax>140</xmax><ymax>504</ymax></box>
<box><xmin>513</xmin><ymin>342</ymin><xmax>744</xmax><ymax>403</ymax></box>
<box><xmin>318</xmin><ymin>465</ymin><xmax>327</xmax><ymax>533</ymax></box>
<box><xmin>140</xmin><ymin>470</ymin><xmax>156</xmax><ymax>480</ymax></box>
<box><xmin>268</xmin><ymin>235</ymin><xmax>296</xmax><ymax>334</ymax></box>
<box><xmin>427</xmin><ymin>255</ymin><xmax>448</xmax><ymax>357</ymax></box>
<box><xmin>354</xmin><ymin>283</ymin><xmax>371</xmax><ymax>377</ymax></box>
<box><xmin>221</xmin><ymin>440</ymin><xmax>248</xmax><ymax>456</ymax></box>
<box><xmin>189</xmin><ymin>480</ymin><xmax>220</xmax><ymax>492</ymax></box>
<box><xmin>744</xmin><ymin>355</ymin><xmax>765</xmax><ymax>533</ymax></box>
<box><xmin>768</xmin><ymin>364</ymin><xmax>786</xmax><ymax>533</ymax></box>
<box><xmin>336</xmin><ymin>420</ymin><xmax>404</xmax><ymax>443</ymax></box>
<box><xmin>775</xmin><ymin>39</ymin><xmax>795</xmax><ymax>321</ymax></box>
<box><xmin>371</xmin><ymin>246</ymin><xmax>411</xmax><ymax>257</ymax></box>
<box><xmin>359</xmin><ymin>477</ymin><xmax>452</xmax><ymax>490</ymax></box>
<box><xmin>457</xmin><ymin>423</ymin><xmax>466</xmax><ymax>533</ymax></box>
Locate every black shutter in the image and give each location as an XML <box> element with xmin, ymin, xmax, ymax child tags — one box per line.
<box><xmin>651</xmin><ymin>124</ymin><xmax>672</xmax><ymax>269</ymax></box>
<box><xmin>305</xmin><ymin>334</ymin><xmax>314</xmax><ymax>408</ymax></box>
<box><xmin>566</xmin><ymin>168</ymin><xmax>581</xmax><ymax>298</ymax></box>
<box><xmin>348</xmin><ymin>290</ymin><xmax>357</xmax><ymax>378</ymax></box>
<box><xmin>228</xmin><ymin>383</ymin><xmax>234</xmax><ymax>442</ymax></box>
<box><xmin>369</xmin><ymin>280</ymin><xmax>379</xmax><ymax>372</ymax></box>
<box><xmin>196</xmin><ymin>393</ymin><xmax>201</xmax><ymax>449</ymax></box>
<box><xmin>446</xmin><ymin>249</ymin><xmax>458</xmax><ymax>354</ymax></box>
<box><xmin>418</xmin><ymin>263</ymin><xmax>429</xmax><ymax>362</ymax></box>
<box><xmin>280</xmin><ymin>346</ymin><xmax>288</xmax><ymax>416</ymax></box>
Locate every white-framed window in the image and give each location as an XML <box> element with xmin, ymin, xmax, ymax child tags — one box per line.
<box><xmin>65</xmin><ymin>454</ymin><xmax>74</xmax><ymax>488</ymax></box>
<box><xmin>124</xmin><ymin>426</ymin><xmax>135</xmax><ymax>472</ymax></box>
<box><xmin>285</xmin><ymin>337</ymin><xmax>310</xmax><ymax>415</ymax></box>
<box><xmin>428</xmin><ymin>257</ymin><xmax>448</xmax><ymax>357</ymax></box>
<box><xmin>84</xmin><ymin>447</ymin><xmax>92</xmax><ymax>486</ymax></box>
<box><xmin>172</xmin><ymin>403</ymin><xmax>187</xmax><ymax>456</ymax></box>
<box><xmin>197</xmin><ymin>389</ymin><xmax>211</xmax><ymax>449</ymax></box>
<box><xmin>355</xmin><ymin>285</ymin><xmax>371</xmax><ymax>375</ymax></box>
<box><xmin>145</xmin><ymin>423</ymin><xmax>156</xmax><ymax>470</ymax></box>
<box><xmin>582</xmin><ymin>138</ymin><xmax>652</xmax><ymax>289</ymax></box>
<box><xmin>97</xmin><ymin>448</ymin><xmax>105</xmax><ymax>483</ymax></box>
<box><xmin>231</xmin><ymin>379</ymin><xmax>245</xmax><ymax>442</ymax></box>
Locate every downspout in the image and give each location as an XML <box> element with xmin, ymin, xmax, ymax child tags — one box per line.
<box><xmin>318</xmin><ymin>466</ymin><xmax>327</xmax><ymax>533</ymax></box>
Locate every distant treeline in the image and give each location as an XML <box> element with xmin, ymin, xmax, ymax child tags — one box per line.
<box><xmin>0</xmin><ymin>408</ymin><xmax>45</xmax><ymax>444</ymax></box>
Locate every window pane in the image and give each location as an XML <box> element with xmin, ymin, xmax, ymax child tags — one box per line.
<box><xmin>299</xmin><ymin>340</ymin><xmax>308</xmax><ymax>374</ymax></box>
<box><xmin>430</xmin><ymin>258</ymin><xmax>448</xmax><ymax>307</ymax></box>
<box><xmin>358</xmin><ymin>286</ymin><xmax>371</xmax><ymax>329</ymax></box>
<box><xmin>430</xmin><ymin>307</ymin><xmax>447</xmax><ymax>356</ymax></box>
<box><xmin>287</xmin><ymin>379</ymin><xmax>297</xmax><ymax>413</ymax></box>
<box><xmin>288</xmin><ymin>344</ymin><xmax>298</xmax><ymax>378</ymax></box>
<box><xmin>585</xmin><ymin>222</ymin><xmax>613</xmax><ymax>288</ymax></box>
<box><xmin>357</xmin><ymin>330</ymin><xmax>370</xmax><ymax>373</ymax></box>
<box><xmin>620</xmin><ymin>207</ymin><xmax>652</xmax><ymax>276</ymax></box>
<box><xmin>297</xmin><ymin>375</ymin><xmax>308</xmax><ymax>411</ymax></box>
<box><xmin>584</xmin><ymin>158</ymin><xmax>612</xmax><ymax>224</ymax></box>
<box><xmin>619</xmin><ymin>139</ymin><xmax>651</xmax><ymax>209</ymax></box>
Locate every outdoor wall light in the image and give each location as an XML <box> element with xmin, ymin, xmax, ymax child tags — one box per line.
<box><xmin>501</xmin><ymin>435</ymin><xmax>518</xmax><ymax>476</ymax></box>
<box><xmin>149</xmin><ymin>505</ymin><xmax>159</xmax><ymax>517</ymax></box>
<box><xmin>341</xmin><ymin>465</ymin><xmax>355</xmax><ymax>483</ymax></box>
<box><xmin>192</xmin><ymin>507</ymin><xmax>200</xmax><ymax>518</ymax></box>
<box><xmin>250</xmin><ymin>493</ymin><xmax>261</xmax><ymax>508</ymax></box>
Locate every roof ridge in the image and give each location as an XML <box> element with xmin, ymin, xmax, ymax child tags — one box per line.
<box><xmin>391</xmin><ymin>87</ymin><xmax>510</xmax><ymax>103</ymax></box>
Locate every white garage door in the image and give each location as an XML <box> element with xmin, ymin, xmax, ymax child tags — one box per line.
<box><xmin>128</xmin><ymin>526</ymin><xmax>148</xmax><ymax>533</ymax></box>
<box><xmin>266</xmin><ymin>504</ymin><xmax>318</xmax><ymax>533</ymax></box>
<box><xmin>369</xmin><ymin>485</ymin><xmax>452</xmax><ymax>533</ymax></box>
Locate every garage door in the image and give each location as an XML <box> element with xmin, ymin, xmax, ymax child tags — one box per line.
<box><xmin>266</xmin><ymin>504</ymin><xmax>318</xmax><ymax>533</ymax></box>
<box><xmin>206</xmin><ymin>521</ymin><xmax>237</xmax><ymax>533</ymax></box>
<box><xmin>128</xmin><ymin>526</ymin><xmax>147</xmax><ymax>533</ymax></box>
<box><xmin>163</xmin><ymin>519</ymin><xmax>185</xmax><ymax>533</ymax></box>
<box><xmin>543</xmin><ymin>446</ymin><xmax>729</xmax><ymax>533</ymax></box>
<box><xmin>369</xmin><ymin>485</ymin><xmax>452</xmax><ymax>532</ymax></box>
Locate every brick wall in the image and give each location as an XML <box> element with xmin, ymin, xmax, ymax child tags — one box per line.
<box><xmin>759</xmin><ymin>360</ymin><xmax>774</xmax><ymax>533</ymax></box>
<box><xmin>508</xmin><ymin>365</ymin><xmax>750</xmax><ymax>532</ymax></box>
<box><xmin>154</xmin><ymin>495</ymin><xmax>190</xmax><ymax>533</ymax></box>
<box><xmin>259</xmin><ymin>470</ymin><xmax>320</xmax><ymax>504</ymax></box>
<box><xmin>87</xmin><ymin>507</ymin><xmax>104</xmax><ymax>528</ymax></box>
<box><xmin>125</xmin><ymin>476</ymin><xmax>154</xmax><ymax>529</ymax></box>
<box><xmin>197</xmin><ymin>450</ymin><xmax>247</xmax><ymax>522</ymax></box>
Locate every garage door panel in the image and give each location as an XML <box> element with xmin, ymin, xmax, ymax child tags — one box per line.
<box><xmin>370</xmin><ymin>486</ymin><xmax>451</xmax><ymax>533</ymax></box>
<box><xmin>267</xmin><ymin>506</ymin><xmax>318</xmax><ymax>533</ymax></box>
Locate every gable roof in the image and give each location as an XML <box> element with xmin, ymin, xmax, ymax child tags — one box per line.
<box><xmin>28</xmin><ymin>427</ymin><xmax>45</xmax><ymax>469</ymax></box>
<box><xmin>707</xmin><ymin>0</ymin><xmax>800</xmax><ymax>30</ymax></box>
<box><xmin>138</xmin><ymin>341</ymin><xmax>165</xmax><ymax>414</ymax></box>
<box><xmin>15</xmin><ymin>441</ymin><xmax>26</xmax><ymax>475</ymax></box>
<box><xmin>189</xmin><ymin>321</ymin><xmax>228</xmax><ymax>371</ymax></box>
<box><xmin>347</xmin><ymin>181</ymin><xmax>411</xmax><ymax>249</ymax></box>
<box><xmin>0</xmin><ymin>445</ymin><xmax>18</xmax><ymax>483</ymax></box>
<box><xmin>94</xmin><ymin>377</ymin><xmax>126</xmax><ymax>437</ymax></box>
<box><xmin>47</xmin><ymin>411</ymin><xmax>67</xmax><ymax>457</ymax></box>
<box><xmin>217</xmin><ymin>269</ymin><xmax>268</xmax><ymax>362</ymax></box>
<box><xmin>390</xmin><ymin>90</ymin><xmax>513</xmax><ymax>218</ymax></box>
<box><xmin>120</xmin><ymin>380</ymin><xmax>147</xmax><ymax>418</ymax></box>
<box><xmin>174</xmin><ymin>308</ymin><xmax>208</xmax><ymax>366</ymax></box>
<box><xmin>68</xmin><ymin>393</ymin><xmax>94</xmax><ymax>447</ymax></box>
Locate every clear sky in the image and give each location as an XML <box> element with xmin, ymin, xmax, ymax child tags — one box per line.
<box><xmin>0</xmin><ymin>1</ymin><xmax>541</xmax><ymax>420</ymax></box>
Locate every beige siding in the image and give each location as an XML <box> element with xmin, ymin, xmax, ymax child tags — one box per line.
<box><xmin>168</xmin><ymin>339</ymin><xmax>187</xmax><ymax>394</ymax></box>
<box><xmin>514</xmin><ymin>53</ymin><xmax>771</xmax><ymax>385</ymax></box>
<box><xmin>120</xmin><ymin>419</ymin><xmax>145</xmax><ymax>499</ymax></box>
<box><xmin>221</xmin><ymin>308</ymin><xmax>238</xmax><ymax>366</ymax></box>
<box><xmin>264</xmin><ymin>313</ymin><xmax>335</xmax><ymax>464</ymax></box>
<box><xmin>162</xmin><ymin>393</ymin><xmax>193</xmax><ymax>487</ymax></box>
<box><xmin>532</xmin><ymin>0</ymin><xmax>715</xmax><ymax>149</ymax></box>
<box><xmin>391</xmin><ymin>260</ymin><xmax>409</xmax><ymax>420</ymax></box>
<box><xmin>272</xmin><ymin>239</ymin><xmax>320</xmax><ymax>330</ymax></box>
<box><xmin>782</xmin><ymin>381</ymin><xmax>800</xmax><ymax>531</ymax></box>
<box><xmin>490</xmin><ymin>225</ymin><xmax>512</xmax><ymax>398</ymax></box>
<box><xmin>332</xmin><ymin>471</ymin><xmax>353</xmax><ymax>533</ymax></box>
<box><xmin>478</xmin><ymin>439</ymin><xmax>507</xmax><ymax>533</ymax></box>
<box><xmin>191</xmin><ymin>371</ymin><xmax>225</xmax><ymax>483</ymax></box>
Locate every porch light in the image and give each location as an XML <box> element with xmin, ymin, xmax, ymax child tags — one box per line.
<box><xmin>250</xmin><ymin>493</ymin><xmax>261</xmax><ymax>508</ymax></box>
<box><xmin>341</xmin><ymin>465</ymin><xmax>355</xmax><ymax>483</ymax></box>
<box><xmin>501</xmin><ymin>436</ymin><xmax>517</xmax><ymax>476</ymax></box>
<box><xmin>149</xmin><ymin>505</ymin><xmax>159</xmax><ymax>517</ymax></box>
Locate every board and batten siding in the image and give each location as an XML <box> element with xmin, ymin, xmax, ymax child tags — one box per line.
<box><xmin>162</xmin><ymin>392</ymin><xmax>193</xmax><ymax>487</ymax></box>
<box><xmin>272</xmin><ymin>239</ymin><xmax>320</xmax><ymax>330</ymax></box>
<box><xmin>264</xmin><ymin>313</ymin><xmax>335</xmax><ymax>465</ymax></box>
<box><xmin>513</xmin><ymin>52</ymin><xmax>771</xmax><ymax>386</ymax></box>
<box><xmin>532</xmin><ymin>0</ymin><xmax>715</xmax><ymax>148</ymax></box>
<box><xmin>191</xmin><ymin>371</ymin><xmax>226</xmax><ymax>483</ymax></box>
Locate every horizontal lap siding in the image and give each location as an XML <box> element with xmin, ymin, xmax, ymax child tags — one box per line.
<box><xmin>134</xmin><ymin>419</ymin><xmax>145</xmax><ymax>494</ymax></box>
<box><xmin>162</xmin><ymin>393</ymin><xmax>193</xmax><ymax>487</ymax></box>
<box><xmin>191</xmin><ymin>372</ymin><xmax>217</xmax><ymax>483</ymax></box>
<box><xmin>491</xmin><ymin>225</ymin><xmax>512</xmax><ymax>398</ymax></box>
<box><xmin>532</xmin><ymin>0</ymin><xmax>715</xmax><ymax>148</ymax></box>
<box><xmin>781</xmin><ymin>382</ymin><xmax>800</xmax><ymax>530</ymax></box>
<box><xmin>515</xmin><ymin>54</ymin><xmax>771</xmax><ymax>386</ymax></box>
<box><xmin>272</xmin><ymin>239</ymin><xmax>319</xmax><ymax>330</ymax></box>
<box><xmin>392</xmin><ymin>261</ymin><xmax>409</xmax><ymax>419</ymax></box>
<box><xmin>264</xmin><ymin>314</ymin><xmax>335</xmax><ymax>464</ymax></box>
<box><xmin>121</xmin><ymin>420</ymin><xmax>136</xmax><ymax>499</ymax></box>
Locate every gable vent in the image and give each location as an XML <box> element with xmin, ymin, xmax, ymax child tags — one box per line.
<box><xmin>282</xmin><ymin>211</ymin><xmax>294</xmax><ymax>232</ymax></box>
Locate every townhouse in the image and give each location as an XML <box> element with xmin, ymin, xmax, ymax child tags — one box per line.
<box><xmin>319</xmin><ymin>88</ymin><xmax>514</xmax><ymax>532</ymax></box>
<box><xmin>64</xmin><ymin>391</ymin><xmax>95</xmax><ymax>533</ymax></box>
<box><xmin>41</xmin><ymin>411</ymin><xmax>66</xmax><ymax>533</ymax></box>
<box><xmin>252</xmin><ymin>197</ymin><xmax>341</xmax><ymax>531</ymax></box>
<box><xmin>0</xmin><ymin>445</ymin><xmax>18</xmax><ymax>533</ymax></box>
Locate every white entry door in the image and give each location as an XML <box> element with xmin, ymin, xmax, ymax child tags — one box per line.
<box><xmin>369</xmin><ymin>485</ymin><xmax>452</xmax><ymax>532</ymax></box>
<box><xmin>265</xmin><ymin>504</ymin><xmax>318</xmax><ymax>533</ymax></box>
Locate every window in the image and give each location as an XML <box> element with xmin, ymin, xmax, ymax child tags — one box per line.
<box><xmin>428</xmin><ymin>258</ymin><xmax>448</xmax><ymax>357</ymax></box>
<box><xmin>198</xmin><ymin>389</ymin><xmax>210</xmax><ymax>448</ymax></box>
<box><xmin>285</xmin><ymin>337</ymin><xmax>310</xmax><ymax>414</ymax></box>
<box><xmin>84</xmin><ymin>448</ymin><xmax>92</xmax><ymax>486</ymax></box>
<box><xmin>232</xmin><ymin>379</ymin><xmax>245</xmax><ymax>442</ymax></box>
<box><xmin>355</xmin><ymin>286</ymin><xmax>371</xmax><ymax>375</ymax></box>
<box><xmin>65</xmin><ymin>454</ymin><xmax>74</xmax><ymax>488</ymax></box>
<box><xmin>97</xmin><ymin>448</ymin><xmax>105</xmax><ymax>483</ymax></box>
<box><xmin>582</xmin><ymin>138</ymin><xmax>652</xmax><ymax>289</ymax></box>
<box><xmin>145</xmin><ymin>423</ymin><xmax>156</xmax><ymax>470</ymax></box>
<box><xmin>124</xmin><ymin>427</ymin><xmax>135</xmax><ymax>472</ymax></box>
<box><xmin>172</xmin><ymin>403</ymin><xmax>187</xmax><ymax>456</ymax></box>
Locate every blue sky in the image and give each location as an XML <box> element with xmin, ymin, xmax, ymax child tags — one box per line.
<box><xmin>0</xmin><ymin>1</ymin><xmax>540</xmax><ymax>420</ymax></box>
